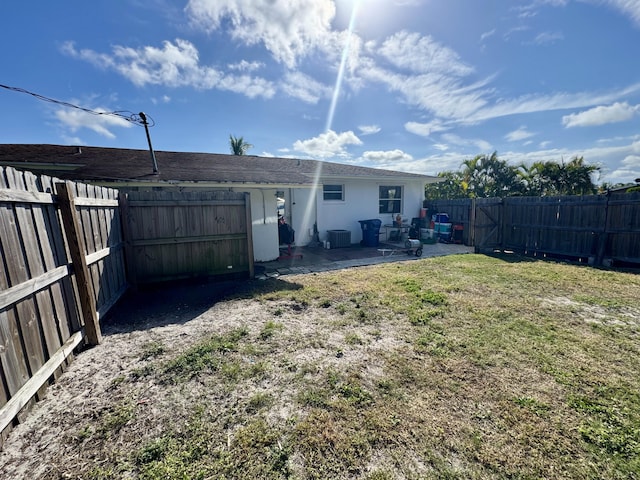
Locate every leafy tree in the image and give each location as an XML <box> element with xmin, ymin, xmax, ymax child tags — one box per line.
<box><xmin>424</xmin><ymin>171</ymin><xmax>467</xmax><ymax>200</ymax></box>
<box><xmin>516</xmin><ymin>161</ymin><xmax>547</xmax><ymax>196</ymax></box>
<box><xmin>229</xmin><ymin>135</ymin><xmax>253</xmax><ymax>155</ymax></box>
<box><xmin>425</xmin><ymin>153</ymin><xmax>600</xmax><ymax>200</ymax></box>
<box><xmin>530</xmin><ymin>156</ymin><xmax>599</xmax><ymax>196</ymax></box>
<box><xmin>460</xmin><ymin>152</ymin><xmax>521</xmax><ymax>198</ymax></box>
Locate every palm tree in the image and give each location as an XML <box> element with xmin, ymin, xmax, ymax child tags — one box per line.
<box><xmin>229</xmin><ymin>135</ymin><xmax>253</xmax><ymax>155</ymax></box>
<box><xmin>460</xmin><ymin>152</ymin><xmax>520</xmax><ymax>197</ymax></box>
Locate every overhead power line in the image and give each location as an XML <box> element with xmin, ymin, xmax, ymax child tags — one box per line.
<box><xmin>0</xmin><ymin>83</ymin><xmax>154</xmax><ymax>127</ymax></box>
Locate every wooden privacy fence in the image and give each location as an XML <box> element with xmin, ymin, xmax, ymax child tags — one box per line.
<box><xmin>0</xmin><ymin>166</ymin><xmax>127</xmax><ymax>443</ymax></box>
<box><xmin>121</xmin><ymin>189</ymin><xmax>254</xmax><ymax>284</ymax></box>
<box><xmin>428</xmin><ymin>192</ymin><xmax>640</xmax><ymax>265</ymax></box>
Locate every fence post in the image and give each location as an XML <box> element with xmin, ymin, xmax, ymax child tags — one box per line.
<box><xmin>469</xmin><ymin>198</ymin><xmax>476</xmax><ymax>247</ymax></box>
<box><xmin>244</xmin><ymin>193</ymin><xmax>255</xmax><ymax>279</ymax></box>
<box><xmin>118</xmin><ymin>192</ymin><xmax>138</xmax><ymax>290</ymax></box>
<box><xmin>56</xmin><ymin>182</ymin><xmax>102</xmax><ymax>346</ymax></box>
<box><xmin>500</xmin><ymin>197</ymin><xmax>507</xmax><ymax>252</ymax></box>
<box><xmin>596</xmin><ymin>191</ymin><xmax>611</xmax><ymax>266</ymax></box>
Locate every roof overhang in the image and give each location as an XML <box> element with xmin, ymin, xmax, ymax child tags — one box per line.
<box><xmin>85</xmin><ymin>180</ymin><xmax>317</xmax><ymax>189</ymax></box>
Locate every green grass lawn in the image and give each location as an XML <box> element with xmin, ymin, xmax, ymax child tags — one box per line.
<box><xmin>75</xmin><ymin>254</ymin><xmax>640</xmax><ymax>479</ymax></box>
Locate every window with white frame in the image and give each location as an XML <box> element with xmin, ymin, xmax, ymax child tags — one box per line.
<box><xmin>323</xmin><ymin>184</ymin><xmax>344</xmax><ymax>201</ymax></box>
<box><xmin>378</xmin><ymin>185</ymin><xmax>403</xmax><ymax>214</ymax></box>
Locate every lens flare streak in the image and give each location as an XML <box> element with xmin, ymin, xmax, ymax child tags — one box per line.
<box><xmin>325</xmin><ymin>0</ymin><xmax>361</xmax><ymax>133</ymax></box>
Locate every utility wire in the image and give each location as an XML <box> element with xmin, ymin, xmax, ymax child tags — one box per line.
<box><xmin>0</xmin><ymin>83</ymin><xmax>154</xmax><ymax>127</ymax></box>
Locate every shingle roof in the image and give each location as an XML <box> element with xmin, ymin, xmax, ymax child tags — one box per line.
<box><xmin>0</xmin><ymin>144</ymin><xmax>437</xmax><ymax>186</ymax></box>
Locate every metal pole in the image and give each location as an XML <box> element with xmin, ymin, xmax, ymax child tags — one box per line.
<box><xmin>139</xmin><ymin>112</ymin><xmax>159</xmax><ymax>174</ymax></box>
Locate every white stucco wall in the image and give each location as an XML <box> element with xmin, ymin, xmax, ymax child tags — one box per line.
<box><xmin>288</xmin><ymin>187</ymin><xmax>317</xmax><ymax>247</ymax></box>
<box><xmin>245</xmin><ymin>188</ymin><xmax>280</xmax><ymax>262</ymax></box>
<box><xmin>315</xmin><ymin>179</ymin><xmax>426</xmax><ymax>245</ymax></box>
<box><xmin>238</xmin><ymin>179</ymin><xmax>426</xmax><ymax>261</ymax></box>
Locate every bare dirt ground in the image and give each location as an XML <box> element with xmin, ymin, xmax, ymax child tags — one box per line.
<box><xmin>0</xmin><ymin>276</ymin><xmax>407</xmax><ymax>479</ymax></box>
<box><xmin>0</xmin><ymin>280</ymin><xmax>260</xmax><ymax>478</ymax></box>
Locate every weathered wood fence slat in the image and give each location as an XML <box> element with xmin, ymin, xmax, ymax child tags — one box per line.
<box><xmin>123</xmin><ymin>190</ymin><xmax>254</xmax><ymax>284</ymax></box>
<box><xmin>428</xmin><ymin>192</ymin><xmax>640</xmax><ymax>265</ymax></box>
<box><xmin>1</xmin><ymin>168</ymin><xmax>256</xmax><ymax>446</ymax></box>
<box><xmin>0</xmin><ymin>167</ymin><xmax>127</xmax><ymax>446</ymax></box>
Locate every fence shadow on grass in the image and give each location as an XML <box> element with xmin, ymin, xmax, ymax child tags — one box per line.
<box><xmin>100</xmin><ymin>277</ymin><xmax>302</xmax><ymax>335</ymax></box>
<box><xmin>483</xmin><ymin>250</ymin><xmax>640</xmax><ymax>274</ymax></box>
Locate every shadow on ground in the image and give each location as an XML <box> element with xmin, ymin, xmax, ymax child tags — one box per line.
<box><xmin>100</xmin><ymin>277</ymin><xmax>302</xmax><ymax>335</ymax></box>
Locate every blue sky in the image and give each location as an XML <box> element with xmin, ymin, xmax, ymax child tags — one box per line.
<box><xmin>2</xmin><ymin>0</ymin><xmax>640</xmax><ymax>184</ymax></box>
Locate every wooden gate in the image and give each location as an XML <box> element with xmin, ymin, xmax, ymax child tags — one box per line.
<box><xmin>473</xmin><ymin>198</ymin><xmax>503</xmax><ymax>253</ymax></box>
<box><xmin>121</xmin><ymin>190</ymin><xmax>254</xmax><ymax>284</ymax></box>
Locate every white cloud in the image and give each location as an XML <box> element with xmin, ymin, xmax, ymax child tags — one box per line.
<box><xmin>467</xmin><ymin>83</ymin><xmax>640</xmax><ymax>124</ymax></box>
<box><xmin>61</xmin><ymin>39</ymin><xmax>276</xmax><ymax>99</ymax></box>
<box><xmin>218</xmin><ymin>74</ymin><xmax>276</xmax><ymax>98</ymax></box>
<box><xmin>523</xmin><ymin>0</ymin><xmax>640</xmax><ymax>28</ymax></box>
<box><xmin>361</xmin><ymin>61</ymin><xmax>494</xmax><ymax>122</ymax></box>
<box><xmin>480</xmin><ymin>29</ymin><xmax>496</xmax><ymax>41</ymax></box>
<box><xmin>405</xmin><ymin>120</ymin><xmax>449</xmax><ymax>137</ymax></box>
<box><xmin>280</xmin><ymin>72</ymin><xmax>332</xmax><ymax>104</ymax></box>
<box><xmin>514</xmin><ymin>0</ymin><xmax>568</xmax><ymax>19</ymax></box>
<box><xmin>185</xmin><ymin>0</ymin><xmax>336</xmax><ymax>68</ymax></box>
<box><xmin>562</xmin><ymin>102</ymin><xmax>639</xmax><ymax>127</ymax></box>
<box><xmin>597</xmin><ymin>0</ymin><xmax>640</xmax><ymax>28</ymax></box>
<box><xmin>227</xmin><ymin>60</ymin><xmax>264</xmax><ymax>72</ymax></box>
<box><xmin>54</xmin><ymin>107</ymin><xmax>132</xmax><ymax>139</ymax></box>
<box><xmin>503</xmin><ymin>25</ymin><xmax>530</xmax><ymax>41</ymax></box>
<box><xmin>358</xmin><ymin>125</ymin><xmax>381</xmax><ymax>135</ymax></box>
<box><xmin>505</xmin><ymin>126</ymin><xmax>536</xmax><ymax>142</ymax></box>
<box><xmin>531</xmin><ymin>31</ymin><xmax>564</xmax><ymax>45</ymax></box>
<box><xmin>151</xmin><ymin>95</ymin><xmax>171</xmax><ymax>105</ymax></box>
<box><xmin>362</xmin><ymin>149</ymin><xmax>413</xmax><ymax>163</ymax></box>
<box><xmin>364</xmin><ymin>150</ymin><xmax>464</xmax><ymax>176</ymax></box>
<box><xmin>292</xmin><ymin>130</ymin><xmax>362</xmax><ymax>158</ymax></box>
<box><xmin>62</xmin><ymin>135</ymin><xmax>84</xmax><ymax>145</ymax></box>
<box><xmin>377</xmin><ymin>31</ymin><xmax>473</xmax><ymax>76</ymax></box>
<box><xmin>441</xmin><ymin>133</ymin><xmax>493</xmax><ymax>152</ymax></box>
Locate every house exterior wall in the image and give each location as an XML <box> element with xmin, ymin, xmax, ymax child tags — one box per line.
<box><xmin>315</xmin><ymin>179</ymin><xmax>426</xmax><ymax>245</ymax></box>
<box><xmin>245</xmin><ymin>188</ymin><xmax>280</xmax><ymax>262</ymax></box>
<box><xmin>288</xmin><ymin>187</ymin><xmax>317</xmax><ymax>247</ymax></box>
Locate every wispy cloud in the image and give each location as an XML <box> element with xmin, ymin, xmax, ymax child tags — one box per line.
<box><xmin>467</xmin><ymin>83</ymin><xmax>640</xmax><ymax>124</ymax></box>
<box><xmin>480</xmin><ymin>29</ymin><xmax>496</xmax><ymax>42</ymax></box>
<box><xmin>562</xmin><ymin>102</ymin><xmax>639</xmax><ymax>127</ymax></box>
<box><xmin>358</xmin><ymin>125</ymin><xmax>381</xmax><ymax>135</ymax></box>
<box><xmin>530</xmin><ymin>30</ymin><xmax>564</xmax><ymax>45</ymax></box>
<box><xmin>377</xmin><ymin>31</ymin><xmax>473</xmax><ymax>76</ymax></box>
<box><xmin>227</xmin><ymin>60</ymin><xmax>264</xmax><ymax>72</ymax></box>
<box><xmin>280</xmin><ymin>72</ymin><xmax>332</xmax><ymax>104</ymax></box>
<box><xmin>359</xmin><ymin>32</ymin><xmax>494</xmax><ymax>123</ymax></box>
<box><xmin>441</xmin><ymin>133</ymin><xmax>493</xmax><ymax>152</ymax></box>
<box><xmin>593</xmin><ymin>0</ymin><xmax>640</xmax><ymax>28</ymax></box>
<box><xmin>151</xmin><ymin>95</ymin><xmax>172</xmax><ymax>105</ymax></box>
<box><xmin>505</xmin><ymin>126</ymin><xmax>536</xmax><ymax>142</ymax></box>
<box><xmin>54</xmin><ymin>106</ymin><xmax>132</xmax><ymax>139</ymax></box>
<box><xmin>405</xmin><ymin>120</ymin><xmax>449</xmax><ymax>137</ymax></box>
<box><xmin>521</xmin><ymin>0</ymin><xmax>640</xmax><ymax>28</ymax></box>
